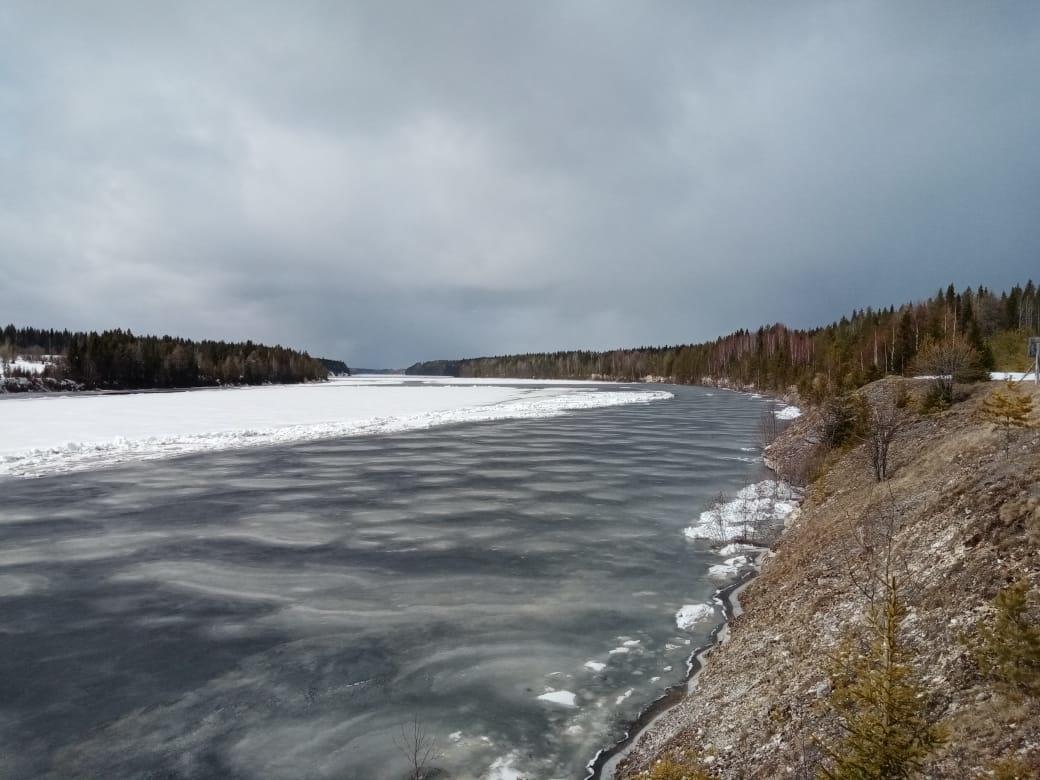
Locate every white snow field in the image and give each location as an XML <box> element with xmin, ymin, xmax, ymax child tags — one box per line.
<box><xmin>990</xmin><ymin>371</ymin><xmax>1034</xmax><ymax>381</ymax></box>
<box><xmin>0</xmin><ymin>377</ymin><xmax>672</xmax><ymax>478</ymax></box>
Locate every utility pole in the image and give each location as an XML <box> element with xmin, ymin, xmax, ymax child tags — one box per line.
<box><xmin>1030</xmin><ymin>337</ymin><xmax>1040</xmax><ymax>385</ymax></box>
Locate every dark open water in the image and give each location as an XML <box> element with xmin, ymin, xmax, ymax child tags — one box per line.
<box><xmin>0</xmin><ymin>384</ymin><xmax>769</xmax><ymax>779</ymax></box>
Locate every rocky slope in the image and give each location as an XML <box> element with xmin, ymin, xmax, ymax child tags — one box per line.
<box><xmin>617</xmin><ymin>378</ymin><xmax>1040</xmax><ymax>778</ymax></box>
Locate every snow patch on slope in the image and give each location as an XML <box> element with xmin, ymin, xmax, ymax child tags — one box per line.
<box><xmin>773</xmin><ymin>404</ymin><xmax>802</xmax><ymax>420</ymax></box>
<box><xmin>0</xmin><ymin>357</ymin><xmax>52</xmax><ymax>378</ymax></box>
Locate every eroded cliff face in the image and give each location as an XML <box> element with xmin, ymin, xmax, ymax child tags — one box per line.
<box><xmin>619</xmin><ymin>379</ymin><xmax>1040</xmax><ymax>778</ymax></box>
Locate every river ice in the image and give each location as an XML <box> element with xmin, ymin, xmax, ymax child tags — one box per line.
<box><xmin>0</xmin><ymin>376</ymin><xmax>671</xmax><ymax>478</ymax></box>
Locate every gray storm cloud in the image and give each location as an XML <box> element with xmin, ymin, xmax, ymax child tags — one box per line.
<box><xmin>2</xmin><ymin>1</ymin><xmax>1039</xmax><ymax>366</ymax></box>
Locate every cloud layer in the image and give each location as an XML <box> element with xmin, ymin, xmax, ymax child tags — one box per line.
<box><xmin>3</xmin><ymin>2</ymin><xmax>1039</xmax><ymax>366</ymax></box>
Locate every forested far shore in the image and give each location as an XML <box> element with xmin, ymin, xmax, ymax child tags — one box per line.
<box><xmin>407</xmin><ymin>281</ymin><xmax>1040</xmax><ymax>400</ymax></box>
<box><xmin>1</xmin><ymin>325</ymin><xmax>332</xmax><ymax>390</ymax></box>
<box><xmin>318</xmin><ymin>358</ymin><xmax>352</xmax><ymax>376</ymax></box>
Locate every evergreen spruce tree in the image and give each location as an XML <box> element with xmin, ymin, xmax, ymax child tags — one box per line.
<box><xmin>975</xmin><ymin>580</ymin><xmax>1040</xmax><ymax>699</ymax></box>
<box><xmin>820</xmin><ymin>579</ymin><xmax>945</xmax><ymax>780</ymax></box>
<box><xmin>893</xmin><ymin>311</ymin><xmax>916</xmax><ymax>374</ymax></box>
<box><xmin>978</xmin><ymin>380</ymin><xmax>1036</xmax><ymax>457</ymax></box>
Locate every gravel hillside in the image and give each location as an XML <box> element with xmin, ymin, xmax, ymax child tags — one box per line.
<box><xmin>618</xmin><ymin>378</ymin><xmax>1040</xmax><ymax>778</ymax></box>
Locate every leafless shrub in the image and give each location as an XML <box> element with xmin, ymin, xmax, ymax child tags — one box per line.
<box><xmin>393</xmin><ymin>716</ymin><xmax>440</xmax><ymax>780</ymax></box>
<box><xmin>703</xmin><ymin>491</ymin><xmax>729</xmax><ymax>544</ymax></box>
<box><xmin>913</xmin><ymin>335</ymin><xmax>982</xmax><ymax>409</ymax></box>
<box><xmin>773</xmin><ymin>442</ymin><xmax>826</xmax><ymax>489</ymax></box>
<box><xmin>735</xmin><ymin>481</ymin><xmax>762</xmax><ymax>542</ymax></box>
<box><xmin>755</xmin><ymin>481</ymin><xmax>785</xmax><ymax>543</ymax></box>
<box><xmin>793</xmin><ymin>734</ymin><xmax>825</xmax><ymax>780</ymax></box>
<box><xmin>759</xmin><ymin>408</ymin><xmax>780</xmax><ymax>448</ymax></box>
<box><xmin>834</xmin><ymin>489</ymin><xmax>912</xmax><ymax>606</ymax></box>
<box><xmin>730</xmin><ymin>480</ymin><xmax>786</xmax><ymax>545</ymax></box>
<box><xmin>862</xmin><ymin>396</ymin><xmax>905</xmax><ymax>482</ymax></box>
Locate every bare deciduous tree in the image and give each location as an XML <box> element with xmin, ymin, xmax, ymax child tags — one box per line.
<box><xmin>862</xmin><ymin>395</ymin><xmax>905</xmax><ymax>481</ymax></box>
<box><xmin>393</xmin><ymin>716</ymin><xmax>440</xmax><ymax>780</ymax></box>
<box><xmin>755</xmin><ymin>480</ymin><xmax>785</xmax><ymax>543</ymax></box>
<box><xmin>913</xmin><ymin>335</ymin><xmax>981</xmax><ymax>407</ymax></box>
<box><xmin>759</xmin><ymin>408</ymin><xmax>779</xmax><ymax>448</ymax></box>
<box><xmin>704</xmin><ymin>491</ymin><xmax>729</xmax><ymax>544</ymax></box>
<box><xmin>833</xmin><ymin>490</ymin><xmax>911</xmax><ymax>606</ymax></box>
<box><xmin>735</xmin><ymin>481</ymin><xmax>762</xmax><ymax>542</ymax></box>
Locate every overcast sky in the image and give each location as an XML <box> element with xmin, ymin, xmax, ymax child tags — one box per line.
<box><xmin>2</xmin><ymin>2</ymin><xmax>1039</xmax><ymax>367</ymax></box>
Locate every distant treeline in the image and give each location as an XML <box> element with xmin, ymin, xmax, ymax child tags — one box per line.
<box><xmin>407</xmin><ymin>282</ymin><xmax>1040</xmax><ymax>399</ymax></box>
<box><xmin>319</xmin><ymin>358</ymin><xmax>351</xmax><ymax>376</ymax></box>
<box><xmin>2</xmin><ymin>325</ymin><xmax>331</xmax><ymax>389</ymax></box>
<box><xmin>406</xmin><ymin>359</ymin><xmax>461</xmax><ymax>376</ymax></box>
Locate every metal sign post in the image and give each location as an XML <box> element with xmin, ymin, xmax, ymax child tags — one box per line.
<box><xmin>1030</xmin><ymin>337</ymin><xmax>1040</xmax><ymax>385</ymax></box>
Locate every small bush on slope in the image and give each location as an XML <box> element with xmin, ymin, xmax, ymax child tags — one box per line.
<box><xmin>822</xmin><ymin>393</ymin><xmax>868</xmax><ymax>449</ymax></box>
<box><xmin>638</xmin><ymin>757</ymin><xmax>713</xmax><ymax>780</ymax></box>
<box><xmin>917</xmin><ymin>383</ymin><xmax>950</xmax><ymax>414</ymax></box>
<box><xmin>988</xmin><ymin>756</ymin><xmax>1038</xmax><ymax>780</ymax></box>
<box><xmin>913</xmin><ymin>335</ymin><xmax>984</xmax><ymax>410</ymax></box>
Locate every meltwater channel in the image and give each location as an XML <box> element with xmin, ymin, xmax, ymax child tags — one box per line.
<box><xmin>0</xmin><ymin>384</ymin><xmax>774</xmax><ymax>779</ymax></box>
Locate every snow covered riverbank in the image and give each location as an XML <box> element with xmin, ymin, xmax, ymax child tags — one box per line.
<box><xmin>0</xmin><ymin>377</ymin><xmax>672</xmax><ymax>478</ymax></box>
<box><xmin>682</xmin><ymin>480</ymin><xmax>802</xmax><ymax>543</ymax></box>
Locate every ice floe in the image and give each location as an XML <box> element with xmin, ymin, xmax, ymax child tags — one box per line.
<box><xmin>717</xmin><ymin>542</ymin><xmax>758</xmax><ymax>556</ymax></box>
<box><xmin>708</xmin><ymin>555</ymin><xmax>750</xmax><ymax>579</ymax></box>
<box><xmin>485</xmin><ymin>753</ymin><xmax>525</xmax><ymax>780</ymax></box>
<box><xmin>675</xmin><ymin>603</ymin><xmax>715</xmax><ymax>630</ymax></box>
<box><xmin>537</xmin><ymin>690</ymin><xmax>577</xmax><ymax>707</ymax></box>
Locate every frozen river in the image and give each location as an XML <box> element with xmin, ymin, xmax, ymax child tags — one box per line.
<box><xmin>0</xmin><ymin>381</ymin><xmax>772</xmax><ymax>778</ymax></box>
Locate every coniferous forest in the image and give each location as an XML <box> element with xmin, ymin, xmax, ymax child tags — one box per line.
<box><xmin>407</xmin><ymin>282</ymin><xmax>1040</xmax><ymax>399</ymax></box>
<box><xmin>1</xmin><ymin>325</ymin><xmax>330</xmax><ymax>389</ymax></box>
